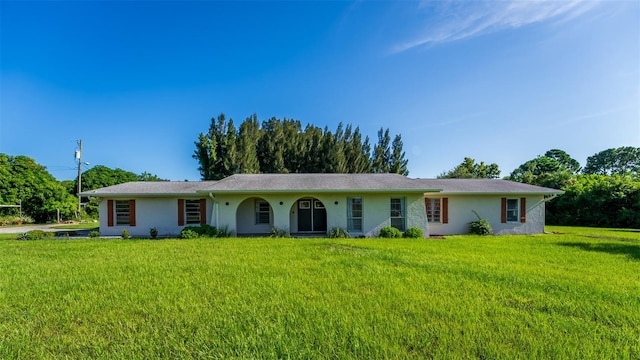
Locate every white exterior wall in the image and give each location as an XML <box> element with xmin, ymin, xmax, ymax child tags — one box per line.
<box><xmin>211</xmin><ymin>192</ymin><xmax>428</xmax><ymax>237</ymax></box>
<box><xmin>235</xmin><ymin>197</ymin><xmax>273</xmax><ymax>235</ymax></box>
<box><xmin>98</xmin><ymin>197</ymin><xmax>211</xmax><ymax>237</ymax></box>
<box><xmin>427</xmin><ymin>195</ymin><xmax>547</xmax><ymax>235</ymax></box>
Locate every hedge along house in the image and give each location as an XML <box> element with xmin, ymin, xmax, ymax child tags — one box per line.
<box><xmin>82</xmin><ymin>174</ymin><xmax>562</xmax><ymax>238</ymax></box>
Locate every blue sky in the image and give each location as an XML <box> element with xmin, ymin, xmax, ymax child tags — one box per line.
<box><xmin>1</xmin><ymin>0</ymin><xmax>638</xmax><ymax>181</ymax></box>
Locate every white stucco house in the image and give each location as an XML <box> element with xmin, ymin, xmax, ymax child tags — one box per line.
<box><xmin>81</xmin><ymin>173</ymin><xmax>562</xmax><ymax>238</ymax></box>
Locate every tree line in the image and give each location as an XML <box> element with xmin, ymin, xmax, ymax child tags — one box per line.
<box><xmin>439</xmin><ymin>147</ymin><xmax>640</xmax><ymax>228</ymax></box>
<box><xmin>1</xmin><ymin>108</ymin><xmax>637</xmax><ymax>229</ymax></box>
<box><xmin>0</xmin><ymin>155</ymin><xmax>165</xmax><ymax>223</ymax></box>
<box><xmin>193</xmin><ymin>114</ymin><xmax>409</xmax><ymax>180</ymax></box>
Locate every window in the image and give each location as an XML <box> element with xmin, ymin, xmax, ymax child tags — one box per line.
<box><xmin>185</xmin><ymin>200</ymin><xmax>201</xmax><ymax>224</ymax></box>
<box><xmin>314</xmin><ymin>201</ymin><xmax>325</xmax><ymax>209</ymax></box>
<box><xmin>299</xmin><ymin>200</ymin><xmax>311</xmax><ymax>209</ymax></box>
<box><xmin>255</xmin><ymin>201</ymin><xmax>270</xmax><ymax>224</ymax></box>
<box><xmin>506</xmin><ymin>199</ymin><xmax>519</xmax><ymax>222</ymax></box>
<box><xmin>390</xmin><ymin>197</ymin><xmax>406</xmax><ymax>231</ymax></box>
<box><xmin>426</xmin><ymin>198</ymin><xmax>441</xmax><ymax>222</ymax></box>
<box><xmin>347</xmin><ymin>197</ymin><xmax>363</xmax><ymax>233</ymax></box>
<box><xmin>115</xmin><ymin>200</ymin><xmax>130</xmax><ymax>225</ymax></box>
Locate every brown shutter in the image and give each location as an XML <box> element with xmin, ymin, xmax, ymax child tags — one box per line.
<box><xmin>107</xmin><ymin>200</ymin><xmax>114</xmax><ymax>227</ymax></box>
<box><xmin>199</xmin><ymin>199</ymin><xmax>207</xmax><ymax>225</ymax></box>
<box><xmin>501</xmin><ymin>198</ymin><xmax>507</xmax><ymax>223</ymax></box>
<box><xmin>129</xmin><ymin>200</ymin><xmax>136</xmax><ymax>226</ymax></box>
<box><xmin>178</xmin><ymin>199</ymin><xmax>185</xmax><ymax>226</ymax></box>
<box><xmin>520</xmin><ymin>197</ymin><xmax>527</xmax><ymax>223</ymax></box>
<box><xmin>442</xmin><ymin>198</ymin><xmax>449</xmax><ymax>224</ymax></box>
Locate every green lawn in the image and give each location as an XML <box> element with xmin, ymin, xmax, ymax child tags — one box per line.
<box><xmin>50</xmin><ymin>222</ymin><xmax>100</xmax><ymax>230</ymax></box>
<box><xmin>1</xmin><ymin>227</ymin><xmax>638</xmax><ymax>359</ymax></box>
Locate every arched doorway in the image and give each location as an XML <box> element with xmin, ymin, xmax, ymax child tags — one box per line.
<box><xmin>236</xmin><ymin>197</ymin><xmax>273</xmax><ymax>236</ymax></box>
<box><xmin>292</xmin><ymin>198</ymin><xmax>327</xmax><ymax>234</ymax></box>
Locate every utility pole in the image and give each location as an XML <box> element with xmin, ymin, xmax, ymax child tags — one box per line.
<box><xmin>76</xmin><ymin>139</ymin><xmax>82</xmax><ymax>218</ymax></box>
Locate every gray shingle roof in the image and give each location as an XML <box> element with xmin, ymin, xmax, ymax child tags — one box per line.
<box><xmin>81</xmin><ymin>175</ymin><xmax>562</xmax><ymax>196</ymax></box>
<box><xmin>415</xmin><ymin>179</ymin><xmax>563</xmax><ymax>195</ymax></box>
<box><xmin>202</xmin><ymin>173</ymin><xmax>438</xmax><ymax>193</ymax></box>
<box><xmin>80</xmin><ymin>181</ymin><xmax>217</xmax><ymax>197</ymax></box>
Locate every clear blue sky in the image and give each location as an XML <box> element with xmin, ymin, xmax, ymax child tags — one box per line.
<box><xmin>1</xmin><ymin>0</ymin><xmax>638</xmax><ymax>181</ymax></box>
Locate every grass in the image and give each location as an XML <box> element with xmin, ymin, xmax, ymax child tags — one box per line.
<box><xmin>50</xmin><ymin>222</ymin><xmax>99</xmax><ymax>230</ymax></box>
<box><xmin>0</xmin><ymin>227</ymin><xmax>638</xmax><ymax>359</ymax></box>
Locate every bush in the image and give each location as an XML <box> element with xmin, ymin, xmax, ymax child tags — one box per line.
<box><xmin>19</xmin><ymin>230</ymin><xmax>54</xmax><ymax>240</ymax></box>
<box><xmin>469</xmin><ymin>210</ymin><xmax>492</xmax><ymax>235</ymax></box>
<box><xmin>329</xmin><ymin>227</ymin><xmax>350</xmax><ymax>238</ymax></box>
<box><xmin>0</xmin><ymin>215</ymin><xmax>34</xmax><ymax>226</ymax></box>
<box><xmin>89</xmin><ymin>231</ymin><xmax>101</xmax><ymax>238</ymax></box>
<box><xmin>180</xmin><ymin>224</ymin><xmax>219</xmax><ymax>238</ymax></box>
<box><xmin>216</xmin><ymin>225</ymin><xmax>231</xmax><ymax>238</ymax></box>
<box><xmin>379</xmin><ymin>226</ymin><xmax>403</xmax><ymax>238</ymax></box>
<box><xmin>121</xmin><ymin>229</ymin><xmax>131</xmax><ymax>239</ymax></box>
<box><xmin>270</xmin><ymin>227</ymin><xmax>290</xmax><ymax>238</ymax></box>
<box><xmin>404</xmin><ymin>227</ymin><xmax>423</xmax><ymax>238</ymax></box>
<box><xmin>179</xmin><ymin>229</ymin><xmax>200</xmax><ymax>239</ymax></box>
<box><xmin>149</xmin><ymin>227</ymin><xmax>158</xmax><ymax>239</ymax></box>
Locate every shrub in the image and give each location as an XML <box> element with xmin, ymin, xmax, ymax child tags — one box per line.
<box><xmin>19</xmin><ymin>230</ymin><xmax>53</xmax><ymax>240</ymax></box>
<box><xmin>89</xmin><ymin>231</ymin><xmax>101</xmax><ymax>238</ymax></box>
<box><xmin>179</xmin><ymin>229</ymin><xmax>200</xmax><ymax>239</ymax></box>
<box><xmin>180</xmin><ymin>225</ymin><xmax>219</xmax><ymax>238</ymax></box>
<box><xmin>469</xmin><ymin>210</ymin><xmax>493</xmax><ymax>235</ymax></box>
<box><xmin>149</xmin><ymin>227</ymin><xmax>158</xmax><ymax>239</ymax></box>
<box><xmin>270</xmin><ymin>227</ymin><xmax>290</xmax><ymax>238</ymax></box>
<box><xmin>216</xmin><ymin>225</ymin><xmax>231</xmax><ymax>238</ymax></box>
<box><xmin>329</xmin><ymin>227</ymin><xmax>350</xmax><ymax>238</ymax></box>
<box><xmin>121</xmin><ymin>229</ymin><xmax>131</xmax><ymax>239</ymax></box>
<box><xmin>404</xmin><ymin>227</ymin><xmax>423</xmax><ymax>238</ymax></box>
<box><xmin>379</xmin><ymin>226</ymin><xmax>403</xmax><ymax>238</ymax></box>
<box><xmin>0</xmin><ymin>215</ymin><xmax>34</xmax><ymax>226</ymax></box>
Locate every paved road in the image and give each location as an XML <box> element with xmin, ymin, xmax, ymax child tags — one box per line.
<box><xmin>0</xmin><ymin>224</ymin><xmax>93</xmax><ymax>236</ymax></box>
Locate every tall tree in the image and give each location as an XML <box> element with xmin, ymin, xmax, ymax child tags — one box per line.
<box><xmin>545</xmin><ymin>149</ymin><xmax>581</xmax><ymax>173</ymax></box>
<box><xmin>282</xmin><ymin>119</ymin><xmax>304</xmax><ymax>173</ymax></box>
<box><xmin>236</xmin><ymin>114</ymin><xmax>261</xmax><ymax>174</ymax></box>
<box><xmin>390</xmin><ymin>134</ymin><xmax>409</xmax><ymax>176</ymax></box>
<box><xmin>223</xmin><ymin>119</ymin><xmax>238</xmax><ymax>175</ymax></box>
<box><xmin>583</xmin><ymin>146</ymin><xmax>640</xmax><ymax>175</ymax></box>
<box><xmin>438</xmin><ymin>157</ymin><xmax>500</xmax><ymax>179</ymax></box>
<box><xmin>194</xmin><ymin>114</ymin><xmax>410</xmax><ymax>176</ymax></box>
<box><xmin>257</xmin><ymin>117</ymin><xmax>287</xmax><ymax>173</ymax></box>
<box><xmin>372</xmin><ymin>128</ymin><xmax>391</xmax><ymax>173</ymax></box>
<box><xmin>344</xmin><ymin>126</ymin><xmax>372</xmax><ymax>173</ymax></box>
<box><xmin>508</xmin><ymin>149</ymin><xmax>580</xmax><ymax>189</ymax></box>
<box><xmin>193</xmin><ymin>113</ymin><xmax>237</xmax><ymax>180</ymax></box>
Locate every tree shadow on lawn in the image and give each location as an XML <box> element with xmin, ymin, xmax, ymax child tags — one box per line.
<box><xmin>557</xmin><ymin>242</ymin><xmax>640</xmax><ymax>261</ymax></box>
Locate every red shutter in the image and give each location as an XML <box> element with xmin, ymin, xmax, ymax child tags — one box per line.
<box><xmin>501</xmin><ymin>198</ymin><xmax>507</xmax><ymax>223</ymax></box>
<box><xmin>442</xmin><ymin>198</ymin><xmax>449</xmax><ymax>224</ymax></box>
<box><xmin>178</xmin><ymin>199</ymin><xmax>185</xmax><ymax>226</ymax></box>
<box><xmin>520</xmin><ymin>197</ymin><xmax>527</xmax><ymax>223</ymax></box>
<box><xmin>199</xmin><ymin>199</ymin><xmax>207</xmax><ymax>225</ymax></box>
<box><xmin>107</xmin><ymin>200</ymin><xmax>114</xmax><ymax>227</ymax></box>
<box><xmin>129</xmin><ymin>200</ymin><xmax>136</xmax><ymax>226</ymax></box>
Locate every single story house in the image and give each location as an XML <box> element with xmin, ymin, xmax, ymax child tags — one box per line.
<box><xmin>81</xmin><ymin>173</ymin><xmax>562</xmax><ymax>237</ymax></box>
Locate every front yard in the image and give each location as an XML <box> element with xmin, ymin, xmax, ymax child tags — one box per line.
<box><xmin>0</xmin><ymin>227</ymin><xmax>638</xmax><ymax>358</ymax></box>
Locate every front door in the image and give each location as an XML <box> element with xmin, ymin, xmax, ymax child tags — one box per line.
<box><xmin>297</xmin><ymin>199</ymin><xmax>326</xmax><ymax>232</ymax></box>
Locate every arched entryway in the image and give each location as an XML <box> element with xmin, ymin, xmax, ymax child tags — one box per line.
<box><xmin>291</xmin><ymin>198</ymin><xmax>327</xmax><ymax>234</ymax></box>
<box><xmin>236</xmin><ymin>197</ymin><xmax>273</xmax><ymax>236</ymax></box>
